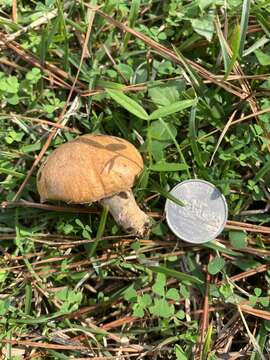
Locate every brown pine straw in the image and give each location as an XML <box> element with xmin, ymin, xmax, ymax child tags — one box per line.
<box><xmin>6</xmin><ymin>114</ymin><xmax>80</xmax><ymax>134</ymax></box>
<box><xmin>10</xmin><ymin>7</ymin><xmax>97</xmax><ymax>201</ymax></box>
<box><xmin>83</xmin><ymin>4</ymin><xmax>245</xmax><ymax>99</ymax></box>
<box><xmin>198</xmin><ymin>254</ymin><xmax>212</xmax><ymax>357</ymax></box>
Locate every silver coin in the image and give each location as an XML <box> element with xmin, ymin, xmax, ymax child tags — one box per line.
<box><xmin>165</xmin><ymin>179</ymin><xmax>228</xmax><ymax>244</ymax></box>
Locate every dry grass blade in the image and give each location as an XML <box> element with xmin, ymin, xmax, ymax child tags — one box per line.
<box><xmin>226</xmin><ymin>220</ymin><xmax>270</xmax><ymax>234</ymax></box>
<box><xmin>239</xmin><ymin>305</ymin><xmax>270</xmax><ymax>321</ymax></box>
<box><xmin>237</xmin><ymin>305</ymin><xmax>265</xmax><ymax>359</ymax></box>
<box><xmin>12</xmin><ymin>0</ymin><xmax>17</xmax><ymax>23</ymax></box>
<box><xmin>0</xmin><ymin>200</ymin><xmax>100</xmax><ymax>214</ymax></box>
<box><xmin>0</xmin><ymin>339</ymin><xmax>88</xmax><ymax>351</ymax></box>
<box><xmin>1</xmin><ymin>39</ymin><xmax>83</xmax><ymax>92</ymax></box>
<box><xmin>218</xmin><ymin>264</ymin><xmax>270</xmax><ymax>284</ymax></box>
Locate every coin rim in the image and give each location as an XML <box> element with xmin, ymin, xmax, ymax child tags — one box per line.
<box><xmin>165</xmin><ymin>179</ymin><xmax>228</xmax><ymax>244</ymax></box>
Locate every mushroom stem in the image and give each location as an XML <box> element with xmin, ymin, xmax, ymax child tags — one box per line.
<box><xmin>100</xmin><ymin>190</ymin><xmax>150</xmax><ymax>236</ymax></box>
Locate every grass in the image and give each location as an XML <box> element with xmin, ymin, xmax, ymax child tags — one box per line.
<box><xmin>1</xmin><ymin>0</ymin><xmax>270</xmax><ymax>359</ymax></box>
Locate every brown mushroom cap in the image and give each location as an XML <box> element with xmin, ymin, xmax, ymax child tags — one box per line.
<box><xmin>37</xmin><ymin>134</ymin><xmax>144</xmax><ymax>204</ymax></box>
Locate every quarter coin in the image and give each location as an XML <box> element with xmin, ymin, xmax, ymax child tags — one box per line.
<box><xmin>165</xmin><ymin>179</ymin><xmax>228</xmax><ymax>243</ymax></box>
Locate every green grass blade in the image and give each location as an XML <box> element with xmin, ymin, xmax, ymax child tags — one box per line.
<box><xmin>89</xmin><ymin>206</ymin><xmax>109</xmax><ymax>257</ymax></box>
<box><xmin>149</xmin><ymin>99</ymin><xmax>196</xmax><ymax>120</ymax></box>
<box><xmin>150</xmin><ymin>181</ymin><xmax>185</xmax><ymax>206</ymax></box>
<box><xmin>243</xmin><ymin>36</ymin><xmax>269</xmax><ymax>57</ymax></box>
<box><xmin>159</xmin><ymin>118</ymin><xmax>190</xmax><ymax>177</ymax></box>
<box><xmin>172</xmin><ymin>45</ymin><xmax>206</xmax><ymax>96</ymax></box>
<box><xmin>205</xmin><ymin>241</ymin><xmax>240</xmax><ymax>257</ymax></box>
<box><xmin>255</xmin><ymin>11</ymin><xmax>270</xmax><ymax>38</ymax></box>
<box><xmin>24</xmin><ymin>283</ymin><xmax>32</xmax><ymax>315</ymax></box>
<box><xmin>239</xmin><ymin>0</ymin><xmax>251</xmax><ymax>57</ymax></box>
<box><xmin>123</xmin><ymin>0</ymin><xmax>141</xmax><ymax>52</ymax></box>
<box><xmin>106</xmin><ymin>89</ymin><xmax>149</xmax><ymax>120</ymax></box>
<box><xmin>224</xmin><ymin>23</ymin><xmax>241</xmax><ymax>80</ymax></box>
<box><xmin>188</xmin><ymin>106</ymin><xmax>204</xmax><ymax>169</ymax></box>
<box><xmin>215</xmin><ymin>17</ymin><xmax>230</xmax><ymax>72</ymax></box>
<box><xmin>149</xmin><ymin>265</ymin><xmax>203</xmax><ymax>285</ymax></box>
<box><xmin>202</xmin><ymin>323</ymin><xmax>213</xmax><ymax>360</ymax></box>
<box><xmin>253</xmin><ymin>160</ymin><xmax>270</xmax><ymax>183</ymax></box>
<box><xmin>57</xmin><ymin>0</ymin><xmax>69</xmax><ymax>71</ymax></box>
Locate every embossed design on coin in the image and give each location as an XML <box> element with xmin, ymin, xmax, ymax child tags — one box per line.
<box><xmin>165</xmin><ymin>179</ymin><xmax>228</xmax><ymax>243</ymax></box>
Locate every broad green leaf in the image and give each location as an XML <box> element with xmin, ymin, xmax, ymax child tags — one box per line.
<box><xmin>149</xmin><ymin>265</ymin><xmax>203</xmax><ymax>285</ymax></box>
<box><xmin>255</xmin><ymin>49</ymin><xmax>270</xmax><ymax>66</ymax></box>
<box><xmin>229</xmin><ymin>230</ymin><xmax>247</xmax><ymax>249</ymax></box>
<box><xmin>106</xmin><ymin>88</ymin><xmax>149</xmax><ymax>120</ymax></box>
<box><xmin>149</xmin><ymin>162</ymin><xmax>188</xmax><ymax>172</ymax></box>
<box><xmin>207</xmin><ymin>257</ymin><xmax>225</xmax><ymax>275</ymax></box>
<box><xmin>148</xmin><ymin>121</ymin><xmax>177</xmax><ymax>141</ymax></box>
<box><xmin>149</xmin><ymin>99</ymin><xmax>196</xmax><ymax>120</ymax></box>
<box><xmin>148</xmin><ymin>81</ymin><xmax>184</xmax><ymax>106</ymax></box>
<box><xmin>190</xmin><ymin>15</ymin><xmax>214</xmax><ymax>42</ymax></box>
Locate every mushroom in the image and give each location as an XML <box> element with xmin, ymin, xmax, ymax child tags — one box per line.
<box><xmin>37</xmin><ymin>134</ymin><xmax>150</xmax><ymax>236</ymax></box>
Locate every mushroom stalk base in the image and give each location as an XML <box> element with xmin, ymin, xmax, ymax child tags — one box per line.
<box><xmin>100</xmin><ymin>190</ymin><xmax>150</xmax><ymax>237</ymax></box>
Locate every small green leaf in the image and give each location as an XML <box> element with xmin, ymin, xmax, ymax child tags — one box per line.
<box><xmin>166</xmin><ymin>288</ymin><xmax>180</xmax><ymax>301</ymax></box>
<box><xmin>149</xmin><ymin>298</ymin><xmax>174</xmax><ymax>318</ymax></box>
<box><xmin>207</xmin><ymin>257</ymin><xmax>225</xmax><ymax>275</ymax></box>
<box><xmin>149</xmin><ymin>99</ymin><xmax>196</xmax><ymax>120</ymax></box>
<box><xmin>260</xmin><ymin>297</ymin><xmax>269</xmax><ymax>307</ymax></box>
<box><xmin>0</xmin><ymin>299</ymin><xmax>10</xmax><ymax>316</ymax></box>
<box><xmin>229</xmin><ymin>231</ymin><xmax>247</xmax><ymax>249</ymax></box>
<box><xmin>0</xmin><ymin>270</ymin><xmax>7</xmax><ymax>283</ymax></box>
<box><xmin>175</xmin><ymin>344</ymin><xmax>188</xmax><ymax>360</ymax></box>
<box><xmin>175</xmin><ymin>310</ymin><xmax>185</xmax><ymax>320</ymax></box>
<box><xmin>254</xmin><ymin>288</ymin><xmax>262</xmax><ymax>297</ymax></box>
<box><xmin>132</xmin><ymin>303</ymin><xmax>144</xmax><ymax>317</ymax></box>
<box><xmin>152</xmin><ymin>273</ymin><xmax>166</xmax><ymax>296</ymax></box>
<box><xmin>139</xmin><ymin>294</ymin><xmax>152</xmax><ymax>307</ymax></box>
<box><xmin>124</xmin><ymin>285</ymin><xmax>137</xmax><ymax>301</ymax></box>
<box><xmin>106</xmin><ymin>89</ymin><xmax>149</xmax><ymax>120</ymax></box>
